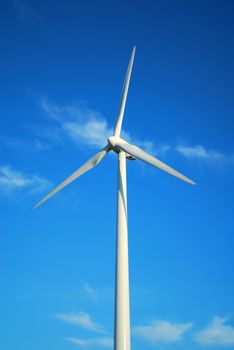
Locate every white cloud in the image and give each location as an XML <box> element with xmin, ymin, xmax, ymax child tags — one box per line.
<box><xmin>39</xmin><ymin>98</ymin><xmax>234</xmax><ymax>167</ymax></box>
<box><xmin>82</xmin><ymin>281</ymin><xmax>98</xmax><ymax>302</ymax></box>
<box><xmin>39</xmin><ymin>98</ymin><xmax>156</xmax><ymax>152</ymax></box>
<box><xmin>195</xmin><ymin>316</ymin><xmax>234</xmax><ymax>346</ymax></box>
<box><xmin>67</xmin><ymin>337</ymin><xmax>113</xmax><ymax>348</ymax></box>
<box><xmin>133</xmin><ymin>319</ymin><xmax>192</xmax><ymax>344</ymax></box>
<box><xmin>176</xmin><ymin>144</ymin><xmax>233</xmax><ymax>164</ymax></box>
<box><xmin>54</xmin><ymin>312</ymin><xmax>104</xmax><ymax>333</ymax></box>
<box><xmin>0</xmin><ymin>165</ymin><xmax>51</xmax><ymax>195</ymax></box>
<box><xmin>64</xmin><ymin>119</ymin><xmax>111</xmax><ymax>148</ymax></box>
<box><xmin>40</xmin><ymin>98</ymin><xmax>111</xmax><ymax>148</ymax></box>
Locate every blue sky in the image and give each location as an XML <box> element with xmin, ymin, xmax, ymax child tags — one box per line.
<box><xmin>1</xmin><ymin>0</ymin><xmax>234</xmax><ymax>349</ymax></box>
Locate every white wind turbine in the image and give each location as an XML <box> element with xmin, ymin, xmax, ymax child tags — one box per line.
<box><xmin>34</xmin><ymin>47</ymin><xmax>195</xmax><ymax>350</ymax></box>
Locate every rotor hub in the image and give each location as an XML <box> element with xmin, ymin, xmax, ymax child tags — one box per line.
<box><xmin>108</xmin><ymin>136</ymin><xmax>136</xmax><ymax>160</ymax></box>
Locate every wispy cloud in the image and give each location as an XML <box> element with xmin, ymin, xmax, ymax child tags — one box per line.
<box><xmin>12</xmin><ymin>0</ymin><xmax>41</xmax><ymax>21</ymax></box>
<box><xmin>39</xmin><ymin>98</ymin><xmax>156</xmax><ymax>153</ymax></box>
<box><xmin>40</xmin><ymin>98</ymin><xmax>112</xmax><ymax>148</ymax></box>
<box><xmin>54</xmin><ymin>312</ymin><xmax>104</xmax><ymax>333</ymax></box>
<box><xmin>82</xmin><ymin>281</ymin><xmax>98</xmax><ymax>302</ymax></box>
<box><xmin>176</xmin><ymin>144</ymin><xmax>234</xmax><ymax>165</ymax></box>
<box><xmin>0</xmin><ymin>165</ymin><xmax>51</xmax><ymax>195</ymax></box>
<box><xmin>39</xmin><ymin>98</ymin><xmax>233</xmax><ymax>168</ymax></box>
<box><xmin>67</xmin><ymin>337</ymin><xmax>113</xmax><ymax>348</ymax></box>
<box><xmin>194</xmin><ymin>316</ymin><xmax>234</xmax><ymax>346</ymax></box>
<box><xmin>133</xmin><ymin>319</ymin><xmax>192</xmax><ymax>344</ymax></box>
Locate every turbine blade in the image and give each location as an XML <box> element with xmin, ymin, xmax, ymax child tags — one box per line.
<box><xmin>113</xmin><ymin>46</ymin><xmax>136</xmax><ymax>137</ymax></box>
<box><xmin>33</xmin><ymin>145</ymin><xmax>110</xmax><ymax>209</ymax></box>
<box><xmin>117</xmin><ymin>141</ymin><xmax>195</xmax><ymax>185</ymax></box>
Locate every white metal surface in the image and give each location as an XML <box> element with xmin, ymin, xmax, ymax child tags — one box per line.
<box><xmin>33</xmin><ymin>145</ymin><xmax>110</xmax><ymax>209</ymax></box>
<box><xmin>34</xmin><ymin>47</ymin><xmax>195</xmax><ymax>350</ymax></box>
<box><xmin>116</xmin><ymin>139</ymin><xmax>195</xmax><ymax>185</ymax></box>
<box><xmin>108</xmin><ymin>136</ymin><xmax>195</xmax><ymax>185</ymax></box>
<box><xmin>114</xmin><ymin>151</ymin><xmax>130</xmax><ymax>350</ymax></box>
<box><xmin>114</xmin><ymin>47</ymin><xmax>136</xmax><ymax>138</ymax></box>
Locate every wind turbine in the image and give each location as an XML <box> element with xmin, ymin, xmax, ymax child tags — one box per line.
<box><xmin>34</xmin><ymin>47</ymin><xmax>195</xmax><ymax>350</ymax></box>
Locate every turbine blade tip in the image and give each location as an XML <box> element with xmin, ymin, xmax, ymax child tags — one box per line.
<box><xmin>33</xmin><ymin>200</ymin><xmax>44</xmax><ymax>210</ymax></box>
<box><xmin>188</xmin><ymin>179</ymin><xmax>196</xmax><ymax>185</ymax></box>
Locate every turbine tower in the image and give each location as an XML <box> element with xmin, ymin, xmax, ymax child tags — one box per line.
<box><xmin>34</xmin><ymin>47</ymin><xmax>195</xmax><ymax>350</ymax></box>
